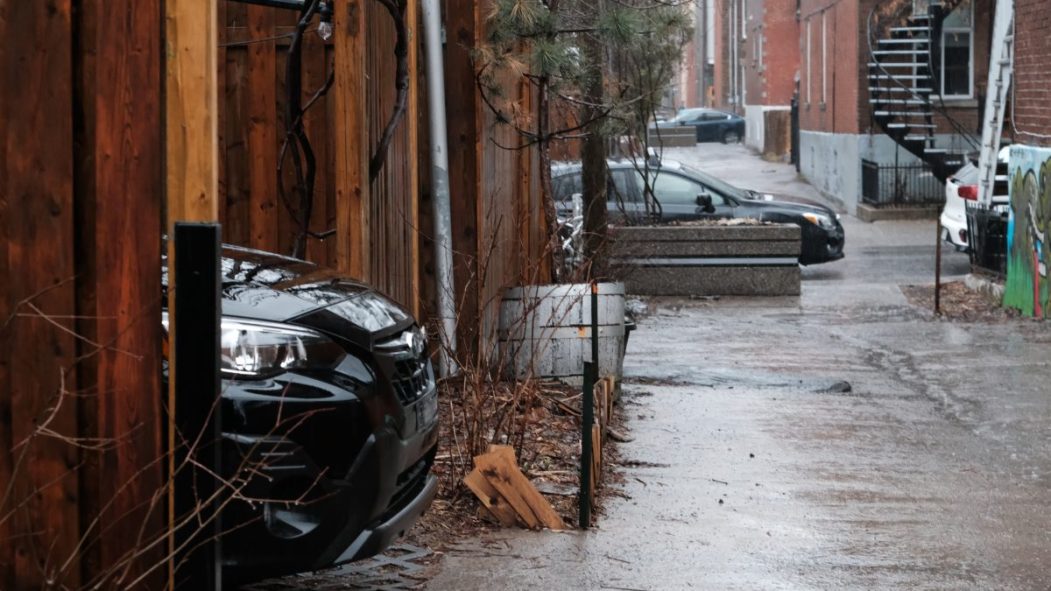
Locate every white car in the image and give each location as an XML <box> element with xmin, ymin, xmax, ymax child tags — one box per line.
<box><xmin>940</xmin><ymin>146</ymin><xmax>1010</xmax><ymax>250</ymax></box>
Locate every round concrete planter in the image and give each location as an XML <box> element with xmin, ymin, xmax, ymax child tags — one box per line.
<box><xmin>498</xmin><ymin>282</ymin><xmax>626</xmax><ymax>384</ymax></box>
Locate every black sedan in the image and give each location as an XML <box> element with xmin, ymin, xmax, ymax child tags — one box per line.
<box><xmin>654</xmin><ymin>108</ymin><xmax>745</xmax><ymax>144</ymax></box>
<box><xmin>163</xmin><ymin>245</ymin><xmax>438</xmax><ymax>584</ymax></box>
<box><xmin>553</xmin><ymin>159</ymin><xmax>845</xmax><ymax>265</ymax></box>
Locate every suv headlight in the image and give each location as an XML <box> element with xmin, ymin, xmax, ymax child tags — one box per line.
<box><xmin>803</xmin><ymin>212</ymin><xmax>835</xmax><ymax>230</ymax></box>
<box><xmin>162</xmin><ymin>313</ymin><xmax>345</xmax><ymax>378</ymax></box>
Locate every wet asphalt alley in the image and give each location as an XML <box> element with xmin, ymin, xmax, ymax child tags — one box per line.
<box><xmin>427</xmin><ymin>146</ymin><xmax>1051</xmax><ymax>590</ymax></box>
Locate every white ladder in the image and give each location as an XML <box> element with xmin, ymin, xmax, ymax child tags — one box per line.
<box><xmin>977</xmin><ymin>0</ymin><xmax>1014</xmax><ymax>206</ymax></box>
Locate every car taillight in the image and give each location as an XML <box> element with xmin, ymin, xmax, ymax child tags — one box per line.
<box><xmin>958</xmin><ymin>184</ymin><xmax>979</xmax><ymax>200</ymax></box>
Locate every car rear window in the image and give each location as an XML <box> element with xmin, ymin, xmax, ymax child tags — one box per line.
<box><xmin>950</xmin><ymin>163</ymin><xmax>978</xmax><ymax>185</ymax></box>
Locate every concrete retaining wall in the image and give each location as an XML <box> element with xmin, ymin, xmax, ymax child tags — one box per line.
<box><xmin>610</xmin><ymin>225</ymin><xmax>801</xmax><ymax>296</ymax></box>
<box><xmin>801</xmin><ymin>131</ymin><xmax>958</xmax><ymax>216</ymax></box>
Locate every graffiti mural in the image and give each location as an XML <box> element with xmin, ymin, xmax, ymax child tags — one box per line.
<box><xmin>1004</xmin><ymin>145</ymin><xmax>1051</xmax><ymax>317</ymax></box>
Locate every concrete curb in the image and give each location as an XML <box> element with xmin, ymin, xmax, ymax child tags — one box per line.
<box><xmin>857</xmin><ymin>203</ymin><xmax>941</xmax><ymax>223</ymax></box>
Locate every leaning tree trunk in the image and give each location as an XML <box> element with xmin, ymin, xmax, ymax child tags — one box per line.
<box><xmin>580</xmin><ymin>4</ymin><xmax>609</xmax><ymax>279</ymax></box>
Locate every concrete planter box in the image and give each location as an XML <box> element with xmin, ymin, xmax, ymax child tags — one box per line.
<box><xmin>610</xmin><ymin>225</ymin><xmax>801</xmax><ymax>296</ymax></box>
<box><xmin>646</xmin><ymin>126</ymin><xmax>696</xmax><ymax>147</ymax></box>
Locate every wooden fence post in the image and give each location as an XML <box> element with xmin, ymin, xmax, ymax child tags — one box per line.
<box><xmin>165</xmin><ymin>0</ymin><xmax>219</xmax><ymax>586</ymax></box>
<box><xmin>334</xmin><ymin>0</ymin><xmax>370</xmax><ymax>279</ymax></box>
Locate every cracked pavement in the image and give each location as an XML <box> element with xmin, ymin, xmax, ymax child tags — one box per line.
<box><xmin>426</xmin><ymin>145</ymin><xmax>1051</xmax><ymax>590</ymax></box>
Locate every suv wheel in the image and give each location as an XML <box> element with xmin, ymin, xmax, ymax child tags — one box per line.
<box><xmin>722</xmin><ymin>129</ymin><xmax>740</xmax><ymax>144</ymax></box>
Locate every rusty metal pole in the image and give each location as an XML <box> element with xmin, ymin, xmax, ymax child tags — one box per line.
<box><xmin>935</xmin><ymin>220</ymin><xmax>943</xmax><ymax>315</ymax></box>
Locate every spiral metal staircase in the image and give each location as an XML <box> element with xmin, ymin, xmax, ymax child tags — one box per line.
<box><xmin>867</xmin><ymin>0</ymin><xmax>978</xmax><ymax>184</ymax></box>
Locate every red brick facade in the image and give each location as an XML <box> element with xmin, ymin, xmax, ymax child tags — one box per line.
<box><xmin>1013</xmin><ymin>0</ymin><xmax>1051</xmax><ymax>147</ymax></box>
<box><xmin>797</xmin><ymin>0</ymin><xmax>992</xmax><ymax>136</ymax></box>
<box><xmin>713</xmin><ymin>0</ymin><xmax>799</xmax><ymax>111</ymax></box>
<box><xmin>742</xmin><ymin>0</ymin><xmax>799</xmax><ymax>107</ymax></box>
<box><xmin>798</xmin><ymin>0</ymin><xmax>862</xmax><ymax>134</ymax></box>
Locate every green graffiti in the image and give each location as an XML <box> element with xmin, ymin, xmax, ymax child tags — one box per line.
<box><xmin>1004</xmin><ymin>147</ymin><xmax>1051</xmax><ymax>317</ymax></box>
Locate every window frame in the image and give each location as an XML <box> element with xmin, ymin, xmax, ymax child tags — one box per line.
<box><xmin>805</xmin><ymin>19</ymin><xmax>812</xmax><ymax>106</ymax></box>
<box><xmin>930</xmin><ymin>0</ymin><xmax>974</xmax><ymax>100</ymax></box>
<box><xmin>821</xmin><ymin>12</ymin><xmax>828</xmax><ymax>106</ymax></box>
<box><xmin>643</xmin><ymin>171</ymin><xmax>732</xmax><ymax>207</ymax></box>
<box><xmin>938</xmin><ymin>26</ymin><xmax>974</xmax><ymax>100</ymax></box>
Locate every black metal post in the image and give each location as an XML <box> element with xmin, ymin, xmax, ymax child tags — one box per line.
<box><xmin>579</xmin><ymin>282</ymin><xmax>601</xmax><ymax>529</ymax></box>
<box><xmin>579</xmin><ymin>361</ymin><xmax>594</xmax><ymax>529</ymax></box>
<box><xmin>173</xmin><ymin>223</ymin><xmax>223</xmax><ymax>590</ymax></box>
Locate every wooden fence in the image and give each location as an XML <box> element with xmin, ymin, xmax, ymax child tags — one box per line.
<box><xmin>1</xmin><ymin>1</ymin><xmax>166</xmax><ymax>587</ymax></box>
<box><xmin>445</xmin><ymin>1</ymin><xmax>548</xmax><ymax>357</ymax></box>
<box><xmin>1</xmin><ymin>1</ymin><xmax>548</xmax><ymax>587</ymax></box>
<box><xmin>219</xmin><ymin>1</ymin><xmax>422</xmax><ymax>315</ymax></box>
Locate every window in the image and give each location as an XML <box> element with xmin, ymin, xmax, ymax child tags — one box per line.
<box><xmin>638</xmin><ymin>173</ymin><xmax>728</xmax><ymax>206</ymax></box>
<box><xmin>741</xmin><ymin>0</ymin><xmax>748</xmax><ymax>39</ymax></box>
<box><xmin>757</xmin><ymin>25</ymin><xmax>764</xmax><ymax>70</ymax></box>
<box><xmin>821</xmin><ymin>12</ymin><xmax>827</xmax><ymax>104</ymax></box>
<box><xmin>938</xmin><ymin>0</ymin><xmax>973</xmax><ymax>98</ymax></box>
<box><xmin>805</xmin><ymin>19</ymin><xmax>812</xmax><ymax>105</ymax></box>
<box><xmin>609</xmin><ymin>171</ymin><xmax>642</xmax><ymax>204</ymax></box>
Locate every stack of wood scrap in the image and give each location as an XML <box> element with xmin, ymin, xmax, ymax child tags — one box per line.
<box><xmin>465</xmin><ymin>445</ymin><xmax>566</xmax><ymax>530</ymax></box>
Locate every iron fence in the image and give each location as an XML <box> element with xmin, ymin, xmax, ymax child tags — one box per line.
<box><xmin>861</xmin><ymin>159</ymin><xmax>945</xmax><ymax>207</ymax></box>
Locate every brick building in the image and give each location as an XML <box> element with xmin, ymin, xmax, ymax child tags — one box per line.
<box><xmin>677</xmin><ymin>1</ymin><xmax>716</xmax><ymax>109</ymax></box>
<box><xmin>1002</xmin><ymin>0</ymin><xmax>1051</xmax><ymax>316</ymax></box>
<box><xmin>796</xmin><ymin>0</ymin><xmax>993</xmax><ymax>214</ymax></box>
<box><xmin>1010</xmin><ymin>0</ymin><xmax>1051</xmax><ymax>148</ymax></box>
<box><xmin>710</xmin><ymin>0</ymin><xmax>800</xmax><ymax>157</ymax></box>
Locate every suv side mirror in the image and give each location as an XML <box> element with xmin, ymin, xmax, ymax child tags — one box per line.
<box><xmin>696</xmin><ymin>193</ymin><xmax>715</xmax><ymax>213</ymax></box>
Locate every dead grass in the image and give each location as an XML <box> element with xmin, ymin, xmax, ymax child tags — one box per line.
<box><xmin>410</xmin><ymin>378</ymin><xmax>623</xmax><ymax>551</ymax></box>
<box><xmin>901</xmin><ymin>281</ymin><xmax>1020</xmax><ymax>322</ymax></box>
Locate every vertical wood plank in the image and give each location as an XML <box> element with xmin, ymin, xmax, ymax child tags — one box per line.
<box><xmin>224</xmin><ymin>27</ymin><xmax>251</xmax><ymax>247</ymax></box>
<box><xmin>334</xmin><ymin>0</ymin><xmax>370</xmax><ymax>278</ymax></box>
<box><xmin>217</xmin><ymin>1</ymin><xmax>229</xmax><ymax>226</ymax></box>
<box><xmin>0</xmin><ymin>3</ymin><xmax>9</xmax><ymax>572</ymax></box>
<box><xmin>78</xmin><ymin>0</ymin><xmax>166</xmax><ymax>585</ymax></box>
<box><xmin>247</xmin><ymin>5</ymin><xmax>280</xmax><ymax>252</ymax></box>
<box><xmin>0</xmin><ymin>1</ymin><xmax>80</xmax><ymax>588</ymax></box>
<box><xmin>444</xmin><ymin>0</ymin><xmax>482</xmax><ymax>355</ymax></box>
<box><xmin>407</xmin><ymin>0</ymin><xmax>421</xmax><ymax>318</ymax></box>
<box><xmin>303</xmin><ymin>30</ymin><xmax>331</xmax><ymax>265</ymax></box>
<box><xmin>166</xmin><ymin>0</ymin><xmax>220</xmax><ymax>224</ymax></box>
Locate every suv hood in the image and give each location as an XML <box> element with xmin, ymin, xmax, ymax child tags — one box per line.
<box><xmin>162</xmin><ymin>245</ymin><xmax>413</xmax><ymax>343</ymax></box>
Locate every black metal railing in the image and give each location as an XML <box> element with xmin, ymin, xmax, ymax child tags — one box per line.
<box><xmin>861</xmin><ymin>159</ymin><xmax>945</xmax><ymax>206</ymax></box>
<box><xmin>966</xmin><ymin>203</ymin><xmax>1008</xmax><ymax>277</ymax></box>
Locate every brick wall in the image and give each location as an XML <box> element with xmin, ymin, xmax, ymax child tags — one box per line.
<box><xmin>798</xmin><ymin>0</ymin><xmax>993</xmax><ymax>136</ymax></box>
<box><xmin>742</xmin><ymin>0</ymin><xmax>799</xmax><ymax>107</ymax></box>
<box><xmin>798</xmin><ymin>0</ymin><xmax>860</xmax><ymax>134</ymax></box>
<box><xmin>1013</xmin><ymin>0</ymin><xmax>1051</xmax><ymax>147</ymax></box>
<box><xmin>713</xmin><ymin>0</ymin><xmax>732</xmax><ymax>109</ymax></box>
